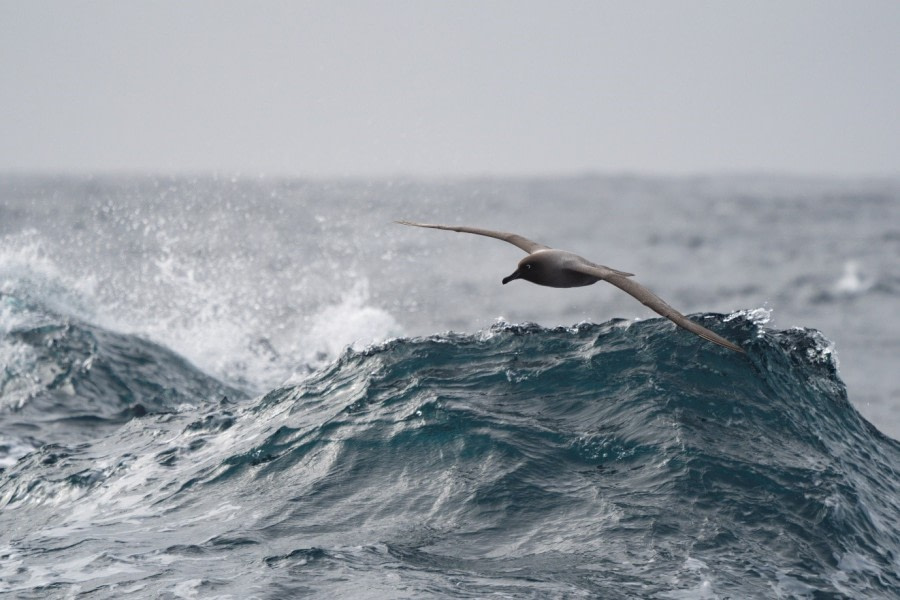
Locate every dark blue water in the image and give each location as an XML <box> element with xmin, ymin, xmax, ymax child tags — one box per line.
<box><xmin>1</xmin><ymin>298</ymin><xmax>898</xmax><ymax>598</ymax></box>
<box><xmin>1</xmin><ymin>175</ymin><xmax>898</xmax><ymax>598</ymax></box>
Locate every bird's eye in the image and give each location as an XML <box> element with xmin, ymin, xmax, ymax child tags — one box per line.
<box><xmin>525</xmin><ymin>263</ymin><xmax>534</xmax><ymax>270</ymax></box>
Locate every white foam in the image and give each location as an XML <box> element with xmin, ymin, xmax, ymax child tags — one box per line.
<box><xmin>725</xmin><ymin>305</ymin><xmax>772</xmax><ymax>326</ymax></box>
<box><xmin>833</xmin><ymin>260</ymin><xmax>873</xmax><ymax>296</ymax></box>
<box><xmin>129</xmin><ymin>252</ymin><xmax>403</xmax><ymax>391</ymax></box>
<box><xmin>1</xmin><ymin>227</ymin><xmax>404</xmax><ymax>393</ymax></box>
<box><xmin>771</xmin><ymin>569</ymin><xmax>818</xmax><ymax>598</ymax></box>
<box><xmin>661</xmin><ymin>556</ymin><xmax>717</xmax><ymax>599</ymax></box>
<box><xmin>0</xmin><ymin>436</ymin><xmax>38</xmax><ymax>468</ymax></box>
<box><xmin>304</xmin><ymin>279</ymin><xmax>403</xmax><ymax>365</ymax></box>
<box><xmin>793</xmin><ymin>327</ymin><xmax>839</xmax><ymax>368</ymax></box>
<box><xmin>171</xmin><ymin>578</ymin><xmax>204</xmax><ymax>599</ymax></box>
<box><xmin>0</xmin><ymin>338</ymin><xmax>43</xmax><ymax>411</ymax></box>
<box><xmin>0</xmin><ymin>230</ymin><xmax>98</xmax><ymax>323</ymax></box>
<box><xmin>3</xmin><ymin>551</ymin><xmax>142</xmax><ymax>595</ymax></box>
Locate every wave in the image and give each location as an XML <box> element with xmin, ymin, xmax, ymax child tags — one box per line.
<box><xmin>1</xmin><ymin>306</ymin><xmax>898</xmax><ymax>598</ymax></box>
<box><xmin>0</xmin><ymin>292</ymin><xmax>242</xmax><ymax>467</ymax></box>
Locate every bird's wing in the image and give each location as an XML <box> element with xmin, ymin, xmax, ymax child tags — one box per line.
<box><xmin>570</xmin><ymin>263</ymin><xmax>745</xmax><ymax>354</ymax></box>
<box><xmin>396</xmin><ymin>220</ymin><xmax>551</xmax><ymax>254</ymax></box>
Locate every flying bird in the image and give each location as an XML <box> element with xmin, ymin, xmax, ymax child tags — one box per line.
<box><xmin>397</xmin><ymin>220</ymin><xmax>744</xmax><ymax>354</ymax></box>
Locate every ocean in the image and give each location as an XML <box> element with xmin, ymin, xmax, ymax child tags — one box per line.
<box><xmin>0</xmin><ymin>174</ymin><xmax>898</xmax><ymax>598</ymax></box>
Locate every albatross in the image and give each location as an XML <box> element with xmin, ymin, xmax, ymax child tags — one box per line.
<box><xmin>397</xmin><ymin>220</ymin><xmax>744</xmax><ymax>354</ymax></box>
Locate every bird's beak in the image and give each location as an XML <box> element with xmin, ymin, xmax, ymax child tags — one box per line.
<box><xmin>502</xmin><ymin>269</ymin><xmax>521</xmax><ymax>285</ymax></box>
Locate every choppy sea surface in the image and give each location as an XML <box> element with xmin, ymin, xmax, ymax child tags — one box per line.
<box><xmin>1</xmin><ymin>174</ymin><xmax>898</xmax><ymax>598</ymax></box>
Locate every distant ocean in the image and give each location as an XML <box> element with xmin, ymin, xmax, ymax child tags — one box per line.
<box><xmin>1</xmin><ymin>174</ymin><xmax>898</xmax><ymax>598</ymax></box>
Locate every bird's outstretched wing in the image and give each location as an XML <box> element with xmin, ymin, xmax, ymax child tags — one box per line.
<box><xmin>570</xmin><ymin>264</ymin><xmax>745</xmax><ymax>354</ymax></box>
<box><xmin>396</xmin><ymin>220</ymin><xmax>550</xmax><ymax>254</ymax></box>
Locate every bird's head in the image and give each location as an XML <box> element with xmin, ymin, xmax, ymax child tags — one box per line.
<box><xmin>502</xmin><ymin>256</ymin><xmax>539</xmax><ymax>284</ymax></box>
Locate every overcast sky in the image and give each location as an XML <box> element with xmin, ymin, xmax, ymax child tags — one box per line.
<box><xmin>1</xmin><ymin>1</ymin><xmax>898</xmax><ymax>178</ymax></box>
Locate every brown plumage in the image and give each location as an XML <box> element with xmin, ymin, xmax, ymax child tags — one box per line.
<box><xmin>397</xmin><ymin>220</ymin><xmax>744</xmax><ymax>354</ymax></box>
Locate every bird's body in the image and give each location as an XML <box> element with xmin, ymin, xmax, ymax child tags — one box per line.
<box><xmin>397</xmin><ymin>220</ymin><xmax>745</xmax><ymax>354</ymax></box>
<box><xmin>502</xmin><ymin>248</ymin><xmax>633</xmax><ymax>288</ymax></box>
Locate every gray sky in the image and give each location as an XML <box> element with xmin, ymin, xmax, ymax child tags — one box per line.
<box><xmin>2</xmin><ymin>1</ymin><xmax>898</xmax><ymax>178</ymax></box>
